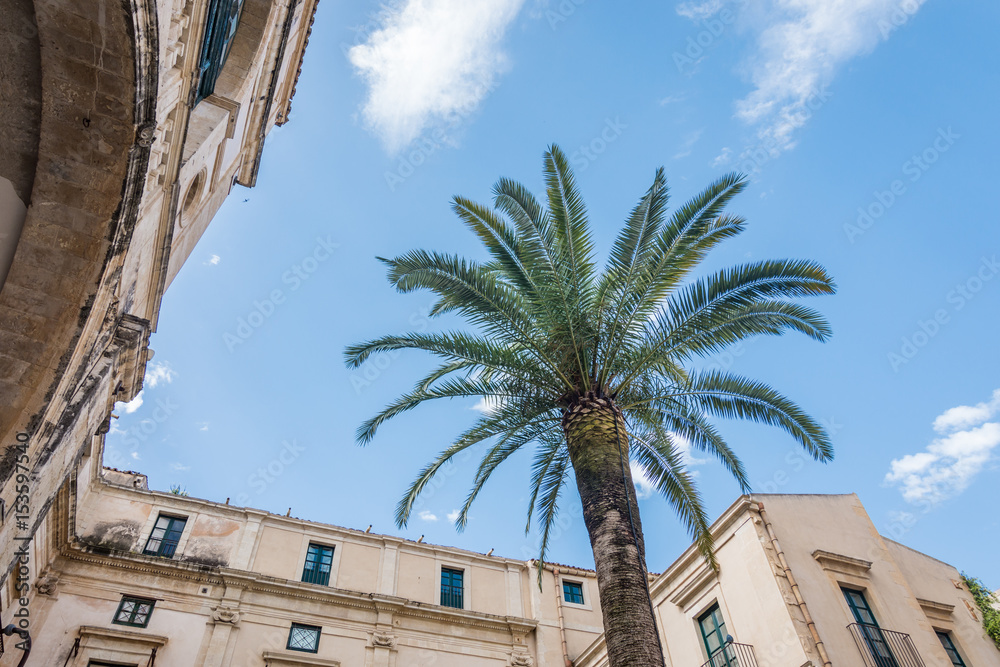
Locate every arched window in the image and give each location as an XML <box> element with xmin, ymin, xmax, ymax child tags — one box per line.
<box><xmin>196</xmin><ymin>0</ymin><xmax>245</xmax><ymax>102</ymax></box>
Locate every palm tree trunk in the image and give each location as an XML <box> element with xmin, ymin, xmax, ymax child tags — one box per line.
<box><xmin>563</xmin><ymin>392</ymin><xmax>665</xmax><ymax>667</ymax></box>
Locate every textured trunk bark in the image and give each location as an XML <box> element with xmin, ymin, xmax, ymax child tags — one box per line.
<box><xmin>563</xmin><ymin>392</ymin><xmax>665</xmax><ymax>667</ymax></box>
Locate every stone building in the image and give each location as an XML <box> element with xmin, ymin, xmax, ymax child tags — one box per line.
<box><xmin>4</xmin><ymin>437</ymin><xmax>997</xmax><ymax>666</ymax></box>
<box><xmin>0</xmin><ymin>0</ymin><xmax>318</xmax><ymax>588</ymax></box>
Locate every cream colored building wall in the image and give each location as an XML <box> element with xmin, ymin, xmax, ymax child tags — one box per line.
<box><xmin>11</xmin><ymin>448</ymin><xmax>604</xmax><ymax>666</ymax></box>
<box><xmin>886</xmin><ymin>538</ymin><xmax>1000</xmax><ymax>666</ymax></box>
<box><xmin>639</xmin><ymin>500</ymin><xmax>811</xmax><ymax>667</ymax></box>
<box><xmin>754</xmin><ymin>493</ymin><xmax>996</xmax><ymax>667</ymax></box>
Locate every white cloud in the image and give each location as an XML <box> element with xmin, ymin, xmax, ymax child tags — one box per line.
<box><xmin>683</xmin><ymin>0</ymin><xmax>926</xmax><ymax>154</ymax></box>
<box><xmin>677</xmin><ymin>0</ymin><xmax>726</xmax><ymax>20</ymax></box>
<box><xmin>447</xmin><ymin>509</ymin><xmax>461</xmax><ymax>524</ymax></box>
<box><xmin>348</xmin><ymin>0</ymin><xmax>525</xmax><ymax>153</ymax></box>
<box><xmin>659</xmin><ymin>93</ymin><xmax>688</xmax><ymax>106</ymax></box>
<box><xmin>471</xmin><ymin>397</ymin><xmax>502</xmax><ymax>415</ymax></box>
<box><xmin>712</xmin><ymin>146</ymin><xmax>732</xmax><ymax>167</ymax></box>
<box><xmin>933</xmin><ymin>389</ymin><xmax>1000</xmax><ymax>433</ymax></box>
<box><xmin>673</xmin><ymin>129</ymin><xmax>704</xmax><ymax>159</ymax></box>
<box><xmin>418</xmin><ymin>510</ymin><xmax>438</xmax><ymax>522</ymax></box>
<box><xmin>885</xmin><ymin>389</ymin><xmax>1000</xmax><ymax>504</ymax></box>
<box><xmin>120</xmin><ymin>391</ymin><xmax>144</xmax><ymax>414</ymax></box>
<box><xmin>198</xmin><ymin>422</ymin><xmax>210</xmax><ymax>432</ymax></box>
<box><xmin>205</xmin><ymin>254</ymin><xmax>221</xmax><ymax>266</ymax></box>
<box><xmin>130</xmin><ymin>451</ymin><xmax>141</xmax><ymax>460</ymax></box>
<box><xmin>631</xmin><ymin>461</ymin><xmax>656</xmax><ymax>500</ymax></box>
<box><xmin>145</xmin><ymin>361</ymin><xmax>175</xmax><ymax>388</ymax></box>
<box><xmin>171</xmin><ymin>462</ymin><xmax>191</xmax><ymax>471</ymax></box>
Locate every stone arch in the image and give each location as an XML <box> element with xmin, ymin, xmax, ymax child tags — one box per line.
<box><xmin>0</xmin><ymin>0</ymin><xmax>158</xmax><ymax>458</ymax></box>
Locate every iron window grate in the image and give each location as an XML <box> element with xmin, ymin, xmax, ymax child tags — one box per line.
<box><xmin>114</xmin><ymin>596</ymin><xmax>155</xmax><ymax>628</ymax></box>
<box><xmin>440</xmin><ymin>567</ymin><xmax>464</xmax><ymax>609</ymax></box>
<box><xmin>301</xmin><ymin>543</ymin><xmax>334</xmax><ymax>586</ymax></box>
<box><xmin>287</xmin><ymin>623</ymin><xmax>321</xmax><ymax>653</ymax></box>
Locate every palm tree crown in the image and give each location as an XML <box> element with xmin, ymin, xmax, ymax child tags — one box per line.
<box><xmin>345</xmin><ymin>144</ymin><xmax>835</xmax><ymax>571</ymax></box>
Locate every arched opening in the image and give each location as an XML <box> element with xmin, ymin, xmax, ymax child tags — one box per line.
<box><xmin>180</xmin><ymin>170</ymin><xmax>207</xmax><ymax>228</ymax></box>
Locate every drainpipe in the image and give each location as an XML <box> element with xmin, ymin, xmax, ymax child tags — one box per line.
<box><xmin>551</xmin><ymin>567</ymin><xmax>574</xmax><ymax>667</ymax></box>
<box><xmin>754</xmin><ymin>501</ymin><xmax>833</xmax><ymax>667</ymax></box>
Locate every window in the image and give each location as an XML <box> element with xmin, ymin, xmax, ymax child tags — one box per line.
<box><xmin>287</xmin><ymin>623</ymin><xmax>321</xmax><ymax>653</ymax></box>
<box><xmin>936</xmin><ymin>631</ymin><xmax>967</xmax><ymax>667</ymax></box>
<box><xmin>143</xmin><ymin>515</ymin><xmax>187</xmax><ymax>558</ymax></box>
<box><xmin>440</xmin><ymin>567</ymin><xmax>464</xmax><ymax>608</ymax></box>
<box><xmin>563</xmin><ymin>580</ymin><xmax>584</xmax><ymax>605</ymax></box>
<box><xmin>302</xmin><ymin>543</ymin><xmax>335</xmax><ymax>586</ymax></box>
<box><xmin>698</xmin><ymin>604</ymin><xmax>737</xmax><ymax>667</ymax></box>
<box><xmin>113</xmin><ymin>595</ymin><xmax>155</xmax><ymax>628</ymax></box>
<box><xmin>196</xmin><ymin>0</ymin><xmax>245</xmax><ymax>101</ymax></box>
<box><xmin>842</xmin><ymin>587</ymin><xmax>899</xmax><ymax>667</ymax></box>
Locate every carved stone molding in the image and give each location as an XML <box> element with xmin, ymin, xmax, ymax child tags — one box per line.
<box><xmin>371</xmin><ymin>630</ymin><xmax>397</xmax><ymax>648</ymax></box>
<box><xmin>510</xmin><ymin>652</ymin><xmax>534</xmax><ymax>666</ymax></box>
<box><xmin>35</xmin><ymin>571</ymin><xmax>59</xmax><ymax>596</ymax></box>
<box><xmin>812</xmin><ymin>550</ymin><xmax>872</xmax><ymax>579</ymax></box>
<box><xmin>211</xmin><ymin>604</ymin><xmax>241</xmax><ymax>625</ymax></box>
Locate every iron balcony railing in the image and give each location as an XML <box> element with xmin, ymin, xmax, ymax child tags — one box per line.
<box><xmin>698</xmin><ymin>641</ymin><xmax>759</xmax><ymax>667</ymax></box>
<box><xmin>847</xmin><ymin>623</ymin><xmax>926</xmax><ymax>667</ymax></box>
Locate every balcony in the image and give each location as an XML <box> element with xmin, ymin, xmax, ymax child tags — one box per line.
<box><xmin>698</xmin><ymin>641</ymin><xmax>759</xmax><ymax>667</ymax></box>
<box><xmin>847</xmin><ymin>623</ymin><xmax>926</xmax><ymax>667</ymax></box>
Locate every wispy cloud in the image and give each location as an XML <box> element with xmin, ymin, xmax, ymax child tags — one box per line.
<box><xmin>682</xmin><ymin>0</ymin><xmax>926</xmax><ymax>154</ymax></box>
<box><xmin>205</xmin><ymin>254</ymin><xmax>221</xmax><ymax>266</ymax></box>
<box><xmin>885</xmin><ymin>389</ymin><xmax>1000</xmax><ymax>504</ymax></box>
<box><xmin>712</xmin><ymin>146</ymin><xmax>732</xmax><ymax>167</ymax></box>
<box><xmin>349</xmin><ymin>0</ymin><xmax>525</xmax><ymax>153</ymax></box>
<box><xmin>145</xmin><ymin>361</ymin><xmax>176</xmax><ymax>389</ymax></box>
<box><xmin>631</xmin><ymin>461</ymin><xmax>657</xmax><ymax>500</ymax></box>
<box><xmin>673</xmin><ymin>129</ymin><xmax>703</xmax><ymax>159</ymax></box>
<box><xmin>677</xmin><ymin>0</ymin><xmax>726</xmax><ymax>20</ymax></box>
<box><xmin>471</xmin><ymin>397</ymin><xmax>501</xmax><ymax>414</ymax></box>
<box><xmin>447</xmin><ymin>509</ymin><xmax>461</xmax><ymax>524</ymax></box>
<box><xmin>121</xmin><ymin>392</ymin><xmax>144</xmax><ymax>414</ymax></box>
<box><xmin>418</xmin><ymin>510</ymin><xmax>438</xmax><ymax>522</ymax></box>
<box><xmin>171</xmin><ymin>462</ymin><xmax>191</xmax><ymax>471</ymax></box>
<box><xmin>736</xmin><ymin>0</ymin><xmax>927</xmax><ymax>152</ymax></box>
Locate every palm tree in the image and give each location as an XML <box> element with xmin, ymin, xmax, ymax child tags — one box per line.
<box><xmin>345</xmin><ymin>145</ymin><xmax>835</xmax><ymax>667</ymax></box>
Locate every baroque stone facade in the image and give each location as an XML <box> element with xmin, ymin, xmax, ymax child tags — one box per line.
<box><xmin>5</xmin><ymin>441</ymin><xmax>997</xmax><ymax>666</ymax></box>
<box><xmin>0</xmin><ymin>0</ymin><xmax>318</xmax><ymax>590</ymax></box>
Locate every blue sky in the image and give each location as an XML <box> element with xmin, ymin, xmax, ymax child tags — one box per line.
<box><xmin>109</xmin><ymin>0</ymin><xmax>999</xmax><ymax>587</ymax></box>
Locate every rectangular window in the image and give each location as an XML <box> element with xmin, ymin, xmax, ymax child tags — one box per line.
<box><xmin>301</xmin><ymin>543</ymin><xmax>335</xmax><ymax>586</ymax></box>
<box><xmin>287</xmin><ymin>623</ymin><xmax>321</xmax><ymax>653</ymax></box>
<box><xmin>440</xmin><ymin>567</ymin><xmax>464</xmax><ymax>608</ymax></box>
<box><xmin>563</xmin><ymin>580</ymin><xmax>584</xmax><ymax>605</ymax></box>
<box><xmin>143</xmin><ymin>514</ymin><xmax>187</xmax><ymax>558</ymax></box>
<box><xmin>936</xmin><ymin>631</ymin><xmax>967</xmax><ymax>667</ymax></box>
<box><xmin>113</xmin><ymin>595</ymin><xmax>155</xmax><ymax>628</ymax></box>
<box><xmin>698</xmin><ymin>604</ymin><xmax>736</xmax><ymax>667</ymax></box>
<box><xmin>842</xmin><ymin>587</ymin><xmax>899</xmax><ymax>667</ymax></box>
